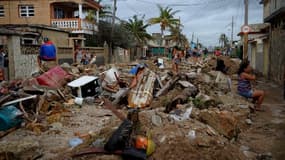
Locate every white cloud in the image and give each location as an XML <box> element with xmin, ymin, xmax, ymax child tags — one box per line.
<box><xmin>104</xmin><ymin>0</ymin><xmax>263</xmax><ymax>46</ymax></box>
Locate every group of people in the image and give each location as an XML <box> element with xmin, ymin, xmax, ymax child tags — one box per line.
<box><xmin>74</xmin><ymin>48</ymin><xmax>96</xmax><ymax>65</ymax></box>
<box><xmin>171</xmin><ymin>46</ymin><xmax>209</xmax><ymax>74</ymax></box>
<box><xmin>37</xmin><ymin>37</ymin><xmax>268</xmax><ymax>111</ymax></box>
<box><xmin>170</xmin><ymin>45</ymin><xmax>265</xmax><ymax>111</ymax></box>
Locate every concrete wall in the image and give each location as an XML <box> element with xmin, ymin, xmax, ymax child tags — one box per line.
<box><xmin>113</xmin><ymin>47</ymin><xmax>130</xmax><ymax>63</ymax></box>
<box><xmin>255</xmin><ymin>40</ymin><xmax>264</xmax><ymax>73</ymax></box>
<box><xmin>57</xmin><ymin>46</ymin><xmax>73</xmax><ymax>64</ymax></box>
<box><xmin>0</xmin><ymin>0</ymin><xmax>50</xmax><ymax>25</ymax></box>
<box><xmin>82</xmin><ymin>46</ymin><xmax>107</xmax><ymax>66</ymax></box>
<box><xmin>269</xmin><ymin>0</ymin><xmax>285</xmax><ymax>15</ymax></box>
<box><xmin>41</xmin><ymin>29</ymin><xmax>69</xmax><ymax>47</ymax></box>
<box><xmin>263</xmin><ymin>39</ymin><xmax>270</xmax><ymax>77</ymax></box>
<box><xmin>269</xmin><ymin>25</ymin><xmax>285</xmax><ymax>84</ymax></box>
<box><xmin>7</xmin><ymin>36</ymin><xmax>39</xmax><ymax>79</ymax></box>
<box><xmin>264</xmin><ymin>0</ymin><xmax>271</xmax><ymax>19</ymax></box>
<box><xmin>251</xmin><ymin>43</ymin><xmax>257</xmax><ymax>70</ymax></box>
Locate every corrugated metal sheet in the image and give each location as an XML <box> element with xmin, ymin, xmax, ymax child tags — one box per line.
<box><xmin>128</xmin><ymin>69</ymin><xmax>156</xmax><ymax>108</ymax></box>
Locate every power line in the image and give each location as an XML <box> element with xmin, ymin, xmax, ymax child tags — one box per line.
<box><xmin>135</xmin><ymin>0</ymin><xmax>225</xmax><ymax>7</ymax></box>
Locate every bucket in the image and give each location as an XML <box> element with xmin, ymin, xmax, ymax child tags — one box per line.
<box><xmin>0</xmin><ymin>105</ymin><xmax>23</xmax><ymax>131</ymax></box>
<box><xmin>104</xmin><ymin>67</ymin><xmax>119</xmax><ymax>84</ymax></box>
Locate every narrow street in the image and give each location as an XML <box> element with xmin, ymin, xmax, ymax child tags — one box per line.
<box><xmin>0</xmin><ymin>0</ymin><xmax>284</xmax><ymax>160</ymax></box>
<box><xmin>238</xmin><ymin>79</ymin><xmax>285</xmax><ymax>160</ymax></box>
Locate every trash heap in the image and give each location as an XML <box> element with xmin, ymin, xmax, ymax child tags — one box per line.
<box><xmin>0</xmin><ymin>56</ymin><xmax>262</xmax><ymax>160</ymax></box>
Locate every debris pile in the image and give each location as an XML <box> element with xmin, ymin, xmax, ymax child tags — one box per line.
<box><xmin>0</xmin><ymin>55</ymin><xmax>269</xmax><ymax>160</ymax></box>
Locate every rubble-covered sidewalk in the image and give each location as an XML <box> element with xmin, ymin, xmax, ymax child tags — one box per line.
<box><xmin>0</xmin><ymin>56</ymin><xmax>284</xmax><ymax>160</ymax></box>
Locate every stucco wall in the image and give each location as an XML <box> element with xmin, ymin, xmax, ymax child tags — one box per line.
<box><xmin>270</xmin><ymin>0</ymin><xmax>284</xmax><ymax>15</ymax></box>
<box><xmin>269</xmin><ymin>25</ymin><xmax>285</xmax><ymax>84</ymax></box>
<box><xmin>41</xmin><ymin>29</ymin><xmax>69</xmax><ymax>47</ymax></box>
<box><xmin>0</xmin><ymin>0</ymin><xmax>50</xmax><ymax>25</ymax></box>
<box><xmin>255</xmin><ymin>41</ymin><xmax>264</xmax><ymax>73</ymax></box>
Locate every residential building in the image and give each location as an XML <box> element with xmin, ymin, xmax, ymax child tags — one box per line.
<box><xmin>0</xmin><ymin>0</ymin><xmax>101</xmax><ymax>47</ymax></box>
<box><xmin>238</xmin><ymin>23</ymin><xmax>270</xmax><ymax>77</ymax></box>
<box><xmin>260</xmin><ymin>0</ymin><xmax>285</xmax><ymax>84</ymax></box>
<box><xmin>147</xmin><ymin>33</ymin><xmax>178</xmax><ymax>57</ymax></box>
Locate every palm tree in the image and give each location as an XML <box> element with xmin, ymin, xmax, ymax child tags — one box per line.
<box><xmin>124</xmin><ymin>15</ymin><xmax>152</xmax><ymax>59</ymax></box>
<box><xmin>169</xmin><ymin>25</ymin><xmax>189</xmax><ymax>47</ymax></box>
<box><xmin>125</xmin><ymin>15</ymin><xmax>152</xmax><ymax>45</ymax></box>
<box><xmin>219</xmin><ymin>33</ymin><xmax>229</xmax><ymax>48</ymax></box>
<box><xmin>148</xmin><ymin>5</ymin><xmax>180</xmax><ymax>39</ymax></box>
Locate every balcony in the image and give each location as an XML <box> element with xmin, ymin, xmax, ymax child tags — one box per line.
<box><xmin>51</xmin><ymin>18</ymin><xmax>98</xmax><ymax>34</ymax></box>
<box><xmin>50</xmin><ymin>0</ymin><xmax>100</xmax><ymax>35</ymax></box>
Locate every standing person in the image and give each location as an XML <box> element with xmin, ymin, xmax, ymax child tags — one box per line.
<box><xmin>215</xmin><ymin>49</ymin><xmax>221</xmax><ymax>56</ymax></box>
<box><xmin>38</xmin><ymin>37</ymin><xmax>56</xmax><ymax>70</ymax></box>
<box><xmin>0</xmin><ymin>48</ymin><xmax>5</xmax><ymax>81</ymax></box>
<box><xmin>172</xmin><ymin>46</ymin><xmax>180</xmax><ymax>75</ymax></box>
<box><xmin>204</xmin><ymin>48</ymin><xmax>208</xmax><ymax>57</ymax></box>
<box><xmin>237</xmin><ymin>60</ymin><xmax>265</xmax><ymax>111</ymax></box>
<box><xmin>75</xmin><ymin>48</ymin><xmax>83</xmax><ymax>64</ymax></box>
<box><xmin>89</xmin><ymin>53</ymin><xmax>97</xmax><ymax>65</ymax></box>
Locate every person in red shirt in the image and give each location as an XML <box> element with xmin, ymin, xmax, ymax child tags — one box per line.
<box><xmin>215</xmin><ymin>49</ymin><xmax>221</xmax><ymax>56</ymax></box>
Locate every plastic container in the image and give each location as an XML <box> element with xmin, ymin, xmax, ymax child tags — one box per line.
<box><xmin>74</xmin><ymin>97</ymin><xmax>83</xmax><ymax>106</ymax></box>
<box><xmin>0</xmin><ymin>105</ymin><xmax>23</xmax><ymax>131</ymax></box>
<box><xmin>104</xmin><ymin>67</ymin><xmax>119</xmax><ymax>85</ymax></box>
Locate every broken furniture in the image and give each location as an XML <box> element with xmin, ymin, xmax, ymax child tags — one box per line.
<box><xmin>68</xmin><ymin>76</ymin><xmax>101</xmax><ymax>98</ymax></box>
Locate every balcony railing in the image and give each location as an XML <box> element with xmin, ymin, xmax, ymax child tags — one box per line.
<box><xmin>51</xmin><ymin>18</ymin><xmax>98</xmax><ymax>34</ymax></box>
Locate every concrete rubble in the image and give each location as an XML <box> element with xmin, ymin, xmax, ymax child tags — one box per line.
<box><xmin>0</xmin><ymin>55</ymin><xmax>276</xmax><ymax>160</ymax></box>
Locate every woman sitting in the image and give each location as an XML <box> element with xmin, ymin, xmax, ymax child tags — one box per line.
<box><xmin>237</xmin><ymin>60</ymin><xmax>265</xmax><ymax>111</ymax></box>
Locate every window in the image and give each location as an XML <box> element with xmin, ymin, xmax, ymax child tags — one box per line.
<box><xmin>19</xmin><ymin>5</ymin><xmax>34</xmax><ymax>17</ymax></box>
<box><xmin>54</xmin><ymin>8</ymin><xmax>64</xmax><ymax>19</ymax></box>
<box><xmin>0</xmin><ymin>5</ymin><xmax>4</xmax><ymax>17</ymax></box>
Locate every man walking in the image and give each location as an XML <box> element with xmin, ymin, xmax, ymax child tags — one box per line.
<box><xmin>38</xmin><ymin>37</ymin><xmax>57</xmax><ymax>71</ymax></box>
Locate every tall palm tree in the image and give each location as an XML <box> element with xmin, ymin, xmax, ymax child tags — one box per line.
<box><xmin>148</xmin><ymin>5</ymin><xmax>180</xmax><ymax>38</ymax></box>
<box><xmin>124</xmin><ymin>15</ymin><xmax>152</xmax><ymax>45</ymax></box>
<box><xmin>219</xmin><ymin>33</ymin><xmax>229</xmax><ymax>48</ymax></box>
<box><xmin>124</xmin><ymin>15</ymin><xmax>152</xmax><ymax>58</ymax></box>
<box><xmin>169</xmin><ymin>25</ymin><xmax>189</xmax><ymax>47</ymax></box>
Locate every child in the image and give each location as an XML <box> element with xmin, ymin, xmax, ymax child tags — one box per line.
<box><xmin>237</xmin><ymin>60</ymin><xmax>265</xmax><ymax>111</ymax></box>
<box><xmin>172</xmin><ymin>46</ymin><xmax>180</xmax><ymax>74</ymax></box>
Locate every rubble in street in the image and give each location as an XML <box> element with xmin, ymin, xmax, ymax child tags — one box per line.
<box><xmin>0</xmin><ymin>55</ymin><xmax>282</xmax><ymax>160</ymax></box>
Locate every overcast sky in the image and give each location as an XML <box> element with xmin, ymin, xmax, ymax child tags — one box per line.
<box><xmin>103</xmin><ymin>0</ymin><xmax>263</xmax><ymax>47</ymax></box>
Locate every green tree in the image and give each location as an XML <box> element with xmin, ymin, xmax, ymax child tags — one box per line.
<box><xmin>124</xmin><ymin>15</ymin><xmax>152</xmax><ymax>59</ymax></box>
<box><xmin>124</xmin><ymin>15</ymin><xmax>152</xmax><ymax>45</ymax></box>
<box><xmin>169</xmin><ymin>25</ymin><xmax>189</xmax><ymax>48</ymax></box>
<box><xmin>85</xmin><ymin>20</ymin><xmax>134</xmax><ymax>48</ymax></box>
<box><xmin>148</xmin><ymin>5</ymin><xmax>180</xmax><ymax>38</ymax></box>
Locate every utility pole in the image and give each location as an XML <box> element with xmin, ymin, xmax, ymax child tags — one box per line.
<box><xmin>243</xmin><ymin>0</ymin><xmax>248</xmax><ymax>59</ymax></box>
<box><xmin>110</xmin><ymin>0</ymin><xmax>117</xmax><ymax>63</ymax></box>
<box><xmin>197</xmin><ymin>38</ymin><xmax>199</xmax><ymax>48</ymax></box>
<box><xmin>231</xmin><ymin>16</ymin><xmax>234</xmax><ymax>47</ymax></box>
<box><xmin>191</xmin><ymin>32</ymin><xmax>194</xmax><ymax>43</ymax></box>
